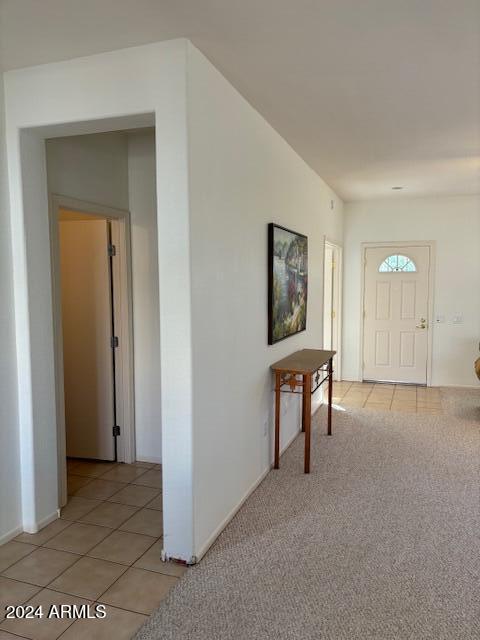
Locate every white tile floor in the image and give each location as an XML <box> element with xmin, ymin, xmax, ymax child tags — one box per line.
<box><xmin>333</xmin><ymin>381</ymin><xmax>443</xmax><ymax>414</ymax></box>
<box><xmin>0</xmin><ymin>459</ymin><xmax>185</xmax><ymax>639</ymax></box>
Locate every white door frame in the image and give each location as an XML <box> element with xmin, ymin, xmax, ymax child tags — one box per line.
<box><xmin>50</xmin><ymin>194</ymin><xmax>135</xmax><ymax>508</ymax></box>
<box><xmin>359</xmin><ymin>240</ymin><xmax>435</xmax><ymax>386</ymax></box>
<box><xmin>323</xmin><ymin>238</ymin><xmax>343</xmax><ymax>381</ymax></box>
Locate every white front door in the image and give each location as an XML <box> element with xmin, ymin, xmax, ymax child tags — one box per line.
<box><xmin>363</xmin><ymin>246</ymin><xmax>431</xmax><ymax>384</ymax></box>
<box><xmin>323</xmin><ymin>244</ymin><xmax>334</xmax><ymax>349</ymax></box>
<box><xmin>59</xmin><ymin>218</ymin><xmax>116</xmax><ymax>460</ymax></box>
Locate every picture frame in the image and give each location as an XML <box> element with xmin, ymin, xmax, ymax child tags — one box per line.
<box><xmin>268</xmin><ymin>223</ymin><xmax>308</xmax><ymax>344</ymax></box>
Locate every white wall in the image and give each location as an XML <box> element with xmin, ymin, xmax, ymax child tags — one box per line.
<box><xmin>47</xmin><ymin>130</ymin><xmax>162</xmax><ymax>464</ymax></box>
<box><xmin>186</xmin><ymin>44</ymin><xmax>344</xmax><ymax>556</ymax></box>
<box><xmin>342</xmin><ymin>196</ymin><xmax>480</xmax><ymax>387</ymax></box>
<box><xmin>0</xmin><ymin>74</ymin><xmax>22</xmax><ymax>543</ymax></box>
<box><xmin>4</xmin><ymin>39</ymin><xmax>344</xmax><ymax>560</ymax></box>
<box><xmin>127</xmin><ymin>129</ymin><xmax>162</xmax><ymax>463</ymax></box>
<box><xmin>46</xmin><ymin>132</ymin><xmax>129</xmax><ymax>210</ymax></box>
<box><xmin>4</xmin><ymin>40</ymin><xmax>192</xmax><ymax>557</ymax></box>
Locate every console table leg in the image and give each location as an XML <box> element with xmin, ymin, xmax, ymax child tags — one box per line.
<box><xmin>274</xmin><ymin>372</ymin><xmax>281</xmax><ymax>469</ymax></box>
<box><xmin>301</xmin><ymin>374</ymin><xmax>306</xmax><ymax>432</ymax></box>
<box><xmin>328</xmin><ymin>357</ymin><xmax>333</xmax><ymax>436</ymax></box>
<box><xmin>304</xmin><ymin>373</ymin><xmax>312</xmax><ymax>473</ymax></box>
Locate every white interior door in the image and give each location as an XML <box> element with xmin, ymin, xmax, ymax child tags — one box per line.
<box><xmin>59</xmin><ymin>219</ymin><xmax>115</xmax><ymax>460</ymax></box>
<box><xmin>323</xmin><ymin>242</ymin><xmax>342</xmax><ymax>380</ymax></box>
<box><xmin>363</xmin><ymin>246</ymin><xmax>430</xmax><ymax>384</ymax></box>
<box><xmin>323</xmin><ymin>245</ymin><xmax>334</xmax><ymax>349</ymax></box>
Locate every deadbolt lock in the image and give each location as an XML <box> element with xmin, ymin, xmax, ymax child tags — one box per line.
<box><xmin>416</xmin><ymin>318</ymin><xmax>427</xmax><ymax>329</ymax></box>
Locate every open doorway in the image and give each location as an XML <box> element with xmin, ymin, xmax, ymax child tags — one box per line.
<box><xmin>323</xmin><ymin>239</ymin><xmax>343</xmax><ymax>381</ymax></box>
<box><xmin>44</xmin><ymin>126</ymin><xmax>161</xmax><ymax>522</ymax></box>
<box><xmin>50</xmin><ymin>196</ymin><xmax>135</xmax><ymax>508</ymax></box>
<box><xmin>44</xmin><ymin>126</ymin><xmax>168</xmax><ymax>568</ymax></box>
<box><xmin>9</xmin><ymin>96</ymin><xmax>191</xmax><ymax>557</ymax></box>
<box><xmin>59</xmin><ymin>210</ymin><xmax>121</xmax><ymax>462</ymax></box>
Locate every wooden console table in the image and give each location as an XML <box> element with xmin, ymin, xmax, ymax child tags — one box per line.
<box><xmin>271</xmin><ymin>349</ymin><xmax>336</xmax><ymax>474</ymax></box>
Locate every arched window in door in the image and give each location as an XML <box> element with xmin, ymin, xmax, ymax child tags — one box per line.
<box><xmin>379</xmin><ymin>254</ymin><xmax>416</xmax><ymax>272</ymax></box>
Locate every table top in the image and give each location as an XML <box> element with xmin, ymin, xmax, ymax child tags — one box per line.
<box><xmin>270</xmin><ymin>348</ymin><xmax>336</xmax><ymax>374</ymax></box>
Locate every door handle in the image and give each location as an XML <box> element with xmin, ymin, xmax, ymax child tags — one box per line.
<box><xmin>416</xmin><ymin>318</ymin><xmax>427</xmax><ymax>329</ymax></box>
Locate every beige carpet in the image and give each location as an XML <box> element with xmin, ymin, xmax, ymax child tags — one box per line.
<box><xmin>135</xmin><ymin>388</ymin><xmax>480</xmax><ymax>640</ymax></box>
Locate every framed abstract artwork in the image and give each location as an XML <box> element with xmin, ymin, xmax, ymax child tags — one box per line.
<box><xmin>268</xmin><ymin>223</ymin><xmax>308</xmax><ymax>344</ymax></box>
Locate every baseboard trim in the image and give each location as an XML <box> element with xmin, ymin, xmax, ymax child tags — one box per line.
<box><xmin>439</xmin><ymin>383</ymin><xmax>480</xmax><ymax>389</ymax></box>
<box><xmin>135</xmin><ymin>455</ymin><xmax>162</xmax><ymax>465</ymax></box>
<box><xmin>0</xmin><ymin>524</ymin><xmax>23</xmax><ymax>545</ymax></box>
<box><xmin>192</xmin><ymin>427</ymin><xmax>304</xmax><ymax>564</ymax></box>
<box><xmin>192</xmin><ymin>466</ymin><xmax>270</xmax><ymax>564</ymax></box>
<box><xmin>23</xmin><ymin>510</ymin><xmax>59</xmax><ymax>535</ymax></box>
<box><xmin>340</xmin><ymin>379</ymin><xmax>479</xmax><ymax>390</ymax></box>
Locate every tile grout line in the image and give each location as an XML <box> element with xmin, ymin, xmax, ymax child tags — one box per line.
<box><xmin>2</xmin><ymin>464</ymin><xmax>162</xmax><ymax>581</ymax></box>
<box><xmin>363</xmin><ymin>385</ymin><xmax>374</xmax><ymax>408</ymax></box>
<box><xmin>44</xmin><ymin>533</ymin><xmax>168</xmax><ymax>599</ymax></box>
<box><xmin>59</xmin><ymin>462</ymin><xmax>170</xmax><ymax>620</ymax></box>
<box><xmin>0</xmin><ymin>579</ymin><xmax>42</xmax><ymax>630</ymax></box>
<box><xmin>0</xmin><ymin>625</ymin><xmax>32</xmax><ymax>639</ymax></box>
<box><xmin>0</xmin><ymin>537</ymin><xmax>56</xmax><ymax>577</ymax></box>
<box><xmin>48</xmin><ymin>537</ymin><xmax>175</xmax><ymax>630</ymax></box>
<box><xmin>388</xmin><ymin>385</ymin><xmax>395</xmax><ymax>410</ymax></box>
<box><xmin>60</xmin><ymin>498</ymin><xmax>109</xmax><ymax>523</ymax></box>
<box><xmin>67</xmin><ymin>460</ymin><xmax>158</xmax><ymax>499</ymax></box>
<box><xmin>40</xmin><ymin>538</ymin><xmax>173</xmax><ymax>612</ymax></box>
<box><xmin>336</xmin><ymin>382</ymin><xmax>444</xmax><ymax>414</ymax></box>
<box><xmin>0</xmin><ymin>555</ymin><xmax>87</xmax><ymax>639</ymax></box>
<box><xmin>1</xmin><ymin>460</ymin><xmax>167</xmax><ymax>639</ymax></box>
<box><xmin>32</xmin><ymin>528</ymin><xmax>163</xmax><ymax>599</ymax></box>
<box><xmin>54</xmin><ymin>603</ymin><xmax>150</xmax><ymax>640</ymax></box>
